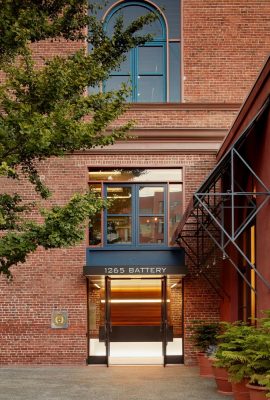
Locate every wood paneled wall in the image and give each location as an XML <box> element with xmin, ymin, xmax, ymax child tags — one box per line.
<box><xmin>111</xmin><ymin>287</ymin><xmax>161</xmax><ymax>326</ymax></box>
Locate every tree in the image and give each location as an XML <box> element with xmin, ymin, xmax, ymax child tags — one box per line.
<box><xmin>0</xmin><ymin>0</ymin><xmax>157</xmax><ymax>278</ymax></box>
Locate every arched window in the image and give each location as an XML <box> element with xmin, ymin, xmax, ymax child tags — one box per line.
<box><xmin>103</xmin><ymin>1</ymin><xmax>167</xmax><ymax>102</ymax></box>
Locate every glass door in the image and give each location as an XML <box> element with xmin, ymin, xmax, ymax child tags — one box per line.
<box><xmin>108</xmin><ymin>277</ymin><xmax>163</xmax><ymax>365</ymax></box>
<box><xmin>105</xmin><ymin>276</ymin><xmax>111</xmax><ymax>367</ymax></box>
<box><xmin>88</xmin><ymin>275</ymin><xmax>183</xmax><ymax>365</ymax></box>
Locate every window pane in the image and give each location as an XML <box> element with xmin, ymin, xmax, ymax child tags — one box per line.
<box><xmin>107</xmin><ymin>216</ymin><xmax>132</xmax><ymax>244</ymax></box>
<box><xmin>89</xmin><ymin>184</ymin><xmax>102</xmax><ymax>246</ymax></box>
<box><xmin>139</xmin><ymin>217</ymin><xmax>164</xmax><ymax>244</ymax></box>
<box><xmin>139</xmin><ymin>46</ymin><xmax>163</xmax><ymax>74</ymax></box>
<box><xmin>104</xmin><ymin>75</ymin><xmax>131</xmax><ymax>93</ymax></box>
<box><xmin>96</xmin><ymin>0</ymin><xmax>179</xmax><ymax>39</ymax></box>
<box><xmin>111</xmin><ymin>51</ymin><xmax>131</xmax><ymax>74</ymax></box>
<box><xmin>88</xmin><ymin>84</ymin><xmax>101</xmax><ymax>95</ymax></box>
<box><xmin>106</xmin><ymin>6</ymin><xmax>163</xmax><ymax>38</ymax></box>
<box><xmin>89</xmin><ymin>169</ymin><xmax>183</xmax><ymax>182</ymax></box>
<box><xmin>89</xmin><ymin>276</ymin><xmax>106</xmax><ymax>357</ymax></box>
<box><xmin>89</xmin><ymin>215</ymin><xmax>102</xmax><ymax>246</ymax></box>
<box><xmin>107</xmin><ymin>186</ymin><xmax>132</xmax><ymax>214</ymax></box>
<box><xmin>169</xmin><ymin>184</ymin><xmax>183</xmax><ymax>244</ymax></box>
<box><xmin>139</xmin><ymin>187</ymin><xmax>164</xmax><ymax>214</ymax></box>
<box><xmin>169</xmin><ymin>42</ymin><xmax>181</xmax><ymax>102</ymax></box>
<box><xmin>138</xmin><ymin>76</ymin><xmax>164</xmax><ymax>102</ymax></box>
<box><xmin>154</xmin><ymin>0</ymin><xmax>180</xmax><ymax>38</ymax></box>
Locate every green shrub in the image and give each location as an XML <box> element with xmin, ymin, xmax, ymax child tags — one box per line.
<box><xmin>213</xmin><ymin>321</ymin><xmax>255</xmax><ymax>382</ymax></box>
<box><xmin>212</xmin><ymin>310</ymin><xmax>270</xmax><ymax>397</ymax></box>
<box><xmin>190</xmin><ymin>320</ymin><xmax>220</xmax><ymax>354</ymax></box>
<box><xmin>246</xmin><ymin>311</ymin><xmax>270</xmax><ymax>396</ymax></box>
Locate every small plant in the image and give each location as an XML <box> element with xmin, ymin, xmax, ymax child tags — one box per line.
<box><xmin>212</xmin><ymin>311</ymin><xmax>270</xmax><ymax>396</ymax></box>
<box><xmin>190</xmin><ymin>320</ymin><xmax>220</xmax><ymax>354</ymax></box>
<box><xmin>246</xmin><ymin>311</ymin><xmax>270</xmax><ymax>396</ymax></box>
<box><xmin>213</xmin><ymin>321</ymin><xmax>255</xmax><ymax>382</ymax></box>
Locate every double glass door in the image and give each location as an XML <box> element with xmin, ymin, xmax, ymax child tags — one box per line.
<box><xmin>88</xmin><ymin>275</ymin><xmax>183</xmax><ymax>366</ymax></box>
<box><xmin>104</xmin><ymin>276</ymin><xmax>168</xmax><ymax>367</ymax></box>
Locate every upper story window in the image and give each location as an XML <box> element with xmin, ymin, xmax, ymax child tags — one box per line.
<box><xmin>88</xmin><ymin>168</ymin><xmax>183</xmax><ymax>248</ymax></box>
<box><xmin>104</xmin><ymin>2</ymin><xmax>166</xmax><ymax>102</ymax></box>
<box><xmin>91</xmin><ymin>0</ymin><xmax>181</xmax><ymax>103</ymax></box>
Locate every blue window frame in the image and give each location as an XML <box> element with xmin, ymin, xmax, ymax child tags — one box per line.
<box><xmin>88</xmin><ymin>168</ymin><xmax>183</xmax><ymax>248</ymax></box>
<box><xmin>105</xmin><ymin>184</ymin><xmax>134</xmax><ymax>245</ymax></box>
<box><xmin>103</xmin><ymin>1</ymin><xmax>167</xmax><ymax>102</ymax></box>
<box><xmin>104</xmin><ymin>183</ymin><xmax>167</xmax><ymax>247</ymax></box>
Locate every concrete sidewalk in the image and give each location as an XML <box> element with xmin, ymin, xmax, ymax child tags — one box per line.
<box><xmin>0</xmin><ymin>366</ymin><xmax>232</xmax><ymax>400</ymax></box>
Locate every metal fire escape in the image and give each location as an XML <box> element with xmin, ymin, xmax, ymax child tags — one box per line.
<box><xmin>174</xmin><ymin>97</ymin><xmax>270</xmax><ymax>298</ymax></box>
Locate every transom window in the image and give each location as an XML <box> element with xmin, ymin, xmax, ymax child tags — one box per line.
<box><xmin>88</xmin><ymin>168</ymin><xmax>183</xmax><ymax>247</ymax></box>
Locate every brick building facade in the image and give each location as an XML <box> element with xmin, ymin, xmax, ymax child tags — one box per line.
<box><xmin>0</xmin><ymin>0</ymin><xmax>269</xmax><ymax>365</ymax></box>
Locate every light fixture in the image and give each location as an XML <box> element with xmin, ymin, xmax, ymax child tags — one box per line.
<box><xmin>107</xmin><ymin>187</ymin><xmax>124</xmax><ymax>192</ymax></box>
<box><xmin>94</xmin><ymin>283</ymin><xmax>101</xmax><ymax>289</ymax></box>
<box><xmin>171</xmin><ymin>283</ymin><xmax>177</xmax><ymax>288</ymax></box>
<box><xmin>90</xmin><ymin>171</ymin><xmax>121</xmax><ymax>176</ymax></box>
<box><xmin>101</xmin><ymin>299</ymin><xmax>170</xmax><ymax>303</ymax></box>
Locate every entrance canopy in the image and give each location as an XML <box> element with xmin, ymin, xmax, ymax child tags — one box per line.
<box><xmin>84</xmin><ymin>248</ymin><xmax>186</xmax><ymax>276</ymax></box>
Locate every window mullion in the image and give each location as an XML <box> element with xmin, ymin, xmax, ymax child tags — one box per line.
<box><xmin>103</xmin><ymin>184</ymin><xmax>108</xmax><ymax>246</ymax></box>
<box><xmin>133</xmin><ymin>47</ymin><xmax>138</xmax><ymax>102</ymax></box>
<box><xmin>134</xmin><ymin>184</ymin><xmax>138</xmax><ymax>246</ymax></box>
<box><xmin>164</xmin><ymin>183</ymin><xmax>168</xmax><ymax>245</ymax></box>
<box><xmin>163</xmin><ymin>43</ymin><xmax>167</xmax><ymax>102</ymax></box>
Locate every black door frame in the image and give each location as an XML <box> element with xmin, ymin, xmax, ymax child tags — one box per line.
<box><xmin>161</xmin><ymin>276</ymin><xmax>168</xmax><ymax>367</ymax></box>
<box><xmin>105</xmin><ymin>276</ymin><xmax>111</xmax><ymax>367</ymax></box>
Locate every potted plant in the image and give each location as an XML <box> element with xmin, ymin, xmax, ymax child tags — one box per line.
<box><xmin>245</xmin><ymin>311</ymin><xmax>270</xmax><ymax>400</ymax></box>
<box><xmin>214</xmin><ymin>321</ymin><xmax>255</xmax><ymax>400</ymax></box>
<box><xmin>212</xmin><ymin>322</ymin><xmax>234</xmax><ymax>395</ymax></box>
<box><xmin>190</xmin><ymin>320</ymin><xmax>220</xmax><ymax>377</ymax></box>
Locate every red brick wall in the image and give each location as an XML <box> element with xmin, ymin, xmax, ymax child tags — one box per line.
<box><xmin>169</xmin><ymin>282</ymin><xmax>183</xmax><ymax>336</ymax></box>
<box><xmin>0</xmin><ymin>153</ymin><xmax>220</xmax><ymax>364</ymax></box>
<box><xmin>183</xmin><ymin>0</ymin><xmax>270</xmax><ymax>103</ymax></box>
<box><xmin>89</xmin><ymin>286</ymin><xmax>102</xmax><ymax>337</ymax></box>
<box><xmin>113</xmin><ymin>108</ymin><xmax>237</xmax><ymax>130</ymax></box>
<box><xmin>0</xmin><ymin>247</ymin><xmax>87</xmax><ymax>365</ymax></box>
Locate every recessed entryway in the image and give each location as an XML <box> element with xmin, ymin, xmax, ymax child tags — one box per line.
<box><xmin>87</xmin><ymin>275</ymin><xmax>183</xmax><ymax>366</ymax></box>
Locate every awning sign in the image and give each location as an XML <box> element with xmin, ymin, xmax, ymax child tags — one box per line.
<box><xmin>84</xmin><ymin>265</ymin><xmax>186</xmax><ymax>276</ymax></box>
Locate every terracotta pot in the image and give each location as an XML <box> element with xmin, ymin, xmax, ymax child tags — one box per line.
<box><xmin>212</xmin><ymin>366</ymin><xmax>233</xmax><ymax>395</ymax></box>
<box><xmin>197</xmin><ymin>352</ymin><xmax>214</xmax><ymax>377</ymax></box>
<box><xmin>231</xmin><ymin>379</ymin><xmax>250</xmax><ymax>400</ymax></box>
<box><xmin>246</xmin><ymin>384</ymin><xmax>268</xmax><ymax>400</ymax></box>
